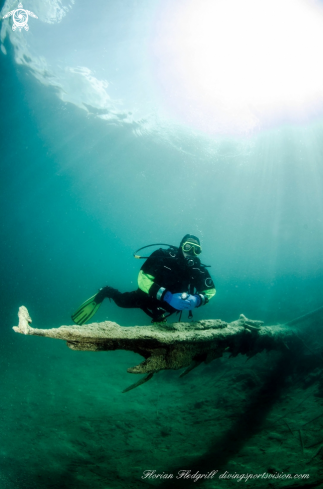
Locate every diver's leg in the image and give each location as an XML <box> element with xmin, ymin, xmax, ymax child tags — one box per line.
<box><xmin>97</xmin><ymin>287</ymin><xmax>175</xmax><ymax>321</ymax></box>
<box><xmin>112</xmin><ymin>290</ymin><xmax>142</xmax><ymax>309</ymax></box>
<box><xmin>135</xmin><ymin>291</ymin><xmax>176</xmax><ymax>322</ymax></box>
<box><xmin>110</xmin><ymin>290</ymin><xmax>169</xmax><ymax>321</ymax></box>
<box><xmin>97</xmin><ymin>287</ymin><xmax>145</xmax><ymax>309</ymax></box>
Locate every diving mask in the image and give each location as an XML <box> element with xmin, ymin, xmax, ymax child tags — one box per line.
<box><xmin>181</xmin><ymin>241</ymin><xmax>202</xmax><ymax>256</ymax></box>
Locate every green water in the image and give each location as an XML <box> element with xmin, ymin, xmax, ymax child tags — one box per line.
<box><xmin>1</xmin><ymin>1</ymin><xmax>323</xmax><ymax>487</ymax></box>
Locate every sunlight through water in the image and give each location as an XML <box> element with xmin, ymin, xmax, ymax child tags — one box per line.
<box><xmin>152</xmin><ymin>0</ymin><xmax>323</xmax><ymax>135</ymax></box>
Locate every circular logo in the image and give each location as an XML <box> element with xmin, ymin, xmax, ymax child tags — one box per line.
<box><xmin>205</xmin><ymin>278</ymin><xmax>213</xmax><ymax>287</ymax></box>
<box><xmin>13</xmin><ymin>9</ymin><xmax>28</xmax><ymax>29</ymax></box>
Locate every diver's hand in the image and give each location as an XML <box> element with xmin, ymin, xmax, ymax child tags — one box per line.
<box><xmin>185</xmin><ymin>294</ymin><xmax>201</xmax><ymax>310</ymax></box>
<box><xmin>163</xmin><ymin>292</ymin><xmax>190</xmax><ymax>310</ymax></box>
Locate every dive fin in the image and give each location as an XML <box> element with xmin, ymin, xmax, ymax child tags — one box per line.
<box><xmin>71</xmin><ymin>294</ymin><xmax>102</xmax><ymax>325</ymax></box>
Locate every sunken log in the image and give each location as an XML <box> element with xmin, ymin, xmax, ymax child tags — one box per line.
<box><xmin>13</xmin><ymin>306</ymin><xmax>302</xmax><ymax>379</ymax></box>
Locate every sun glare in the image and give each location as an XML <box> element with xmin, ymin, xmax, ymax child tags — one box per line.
<box><xmin>153</xmin><ymin>0</ymin><xmax>323</xmax><ymax>134</ymax></box>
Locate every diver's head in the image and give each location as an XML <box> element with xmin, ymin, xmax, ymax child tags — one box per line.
<box><xmin>179</xmin><ymin>234</ymin><xmax>202</xmax><ymax>267</ymax></box>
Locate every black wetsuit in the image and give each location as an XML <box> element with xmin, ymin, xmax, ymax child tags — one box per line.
<box><xmin>110</xmin><ymin>248</ymin><xmax>215</xmax><ymax>322</ymax></box>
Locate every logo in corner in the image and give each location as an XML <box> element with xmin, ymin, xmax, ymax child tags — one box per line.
<box><xmin>3</xmin><ymin>2</ymin><xmax>38</xmax><ymax>32</ymax></box>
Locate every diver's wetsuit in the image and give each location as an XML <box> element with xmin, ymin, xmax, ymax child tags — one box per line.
<box><xmin>110</xmin><ymin>248</ymin><xmax>216</xmax><ymax>321</ymax></box>
<box><xmin>111</xmin><ymin>289</ymin><xmax>170</xmax><ymax>320</ymax></box>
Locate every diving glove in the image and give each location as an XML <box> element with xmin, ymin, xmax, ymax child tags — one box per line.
<box><xmin>185</xmin><ymin>294</ymin><xmax>201</xmax><ymax>310</ymax></box>
<box><xmin>163</xmin><ymin>291</ymin><xmax>191</xmax><ymax>310</ymax></box>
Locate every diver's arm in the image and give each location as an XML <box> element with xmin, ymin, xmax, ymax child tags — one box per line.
<box><xmin>138</xmin><ymin>270</ymin><xmax>192</xmax><ymax>310</ymax></box>
<box><xmin>138</xmin><ymin>250</ymin><xmax>169</xmax><ymax>299</ymax></box>
<box><xmin>196</xmin><ymin>287</ymin><xmax>216</xmax><ymax>306</ymax></box>
<box><xmin>137</xmin><ymin>270</ymin><xmax>167</xmax><ymax>299</ymax></box>
<box><xmin>194</xmin><ymin>270</ymin><xmax>216</xmax><ymax>307</ymax></box>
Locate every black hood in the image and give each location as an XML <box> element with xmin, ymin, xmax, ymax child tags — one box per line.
<box><xmin>180</xmin><ymin>234</ymin><xmax>200</xmax><ymax>247</ymax></box>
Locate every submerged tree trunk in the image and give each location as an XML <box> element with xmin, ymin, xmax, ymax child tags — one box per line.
<box><xmin>13</xmin><ymin>306</ymin><xmax>302</xmax><ymax>379</ymax></box>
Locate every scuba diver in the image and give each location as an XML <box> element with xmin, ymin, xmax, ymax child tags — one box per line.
<box><xmin>72</xmin><ymin>234</ymin><xmax>216</xmax><ymax>325</ymax></box>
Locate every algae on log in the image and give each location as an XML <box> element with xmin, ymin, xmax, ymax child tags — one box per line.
<box><xmin>13</xmin><ymin>306</ymin><xmax>302</xmax><ymax>379</ymax></box>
